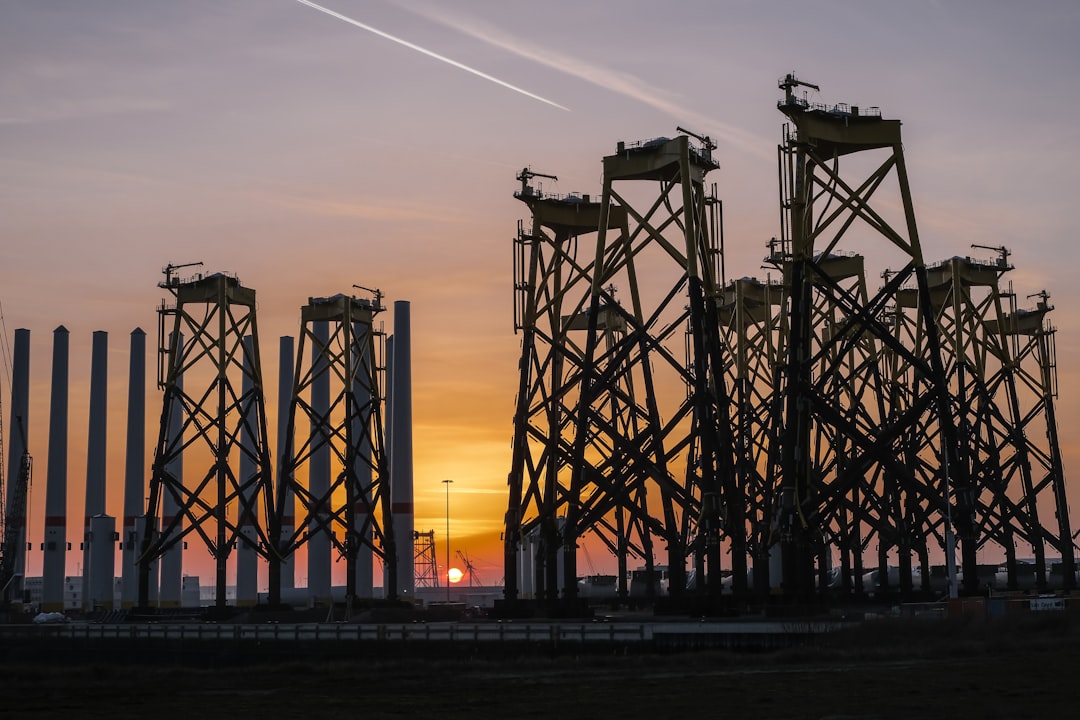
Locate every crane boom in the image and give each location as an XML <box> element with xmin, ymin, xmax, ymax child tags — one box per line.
<box><xmin>160</xmin><ymin>261</ymin><xmax>204</xmax><ymax>288</ymax></box>
<box><xmin>971</xmin><ymin>243</ymin><xmax>1011</xmax><ymax>268</ymax></box>
<box><xmin>516</xmin><ymin>167</ymin><xmax>558</xmax><ymax>197</ymax></box>
<box><xmin>676</xmin><ymin>125</ymin><xmax>717</xmax><ymax>153</ymax></box>
<box><xmin>352</xmin><ymin>283</ymin><xmax>384</xmax><ymax>308</ymax></box>
<box><xmin>779</xmin><ymin>72</ymin><xmax>820</xmax><ymax>105</ymax></box>
<box><xmin>455</xmin><ymin>549</ymin><xmax>479</xmax><ymax>586</ymax></box>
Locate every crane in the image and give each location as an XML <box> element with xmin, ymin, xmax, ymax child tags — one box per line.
<box><xmin>160</xmin><ymin>261</ymin><xmax>204</xmax><ymax>288</ymax></box>
<box><xmin>516</xmin><ymin>167</ymin><xmax>558</xmax><ymax>198</ymax></box>
<box><xmin>0</xmin><ymin>416</ymin><xmax>31</xmax><ymax>604</ymax></box>
<box><xmin>352</xmin><ymin>283</ymin><xmax>384</xmax><ymax>308</ymax></box>
<box><xmin>779</xmin><ymin>72</ymin><xmax>820</xmax><ymax>106</ymax></box>
<box><xmin>455</xmin><ymin>549</ymin><xmax>479</xmax><ymax>586</ymax></box>
<box><xmin>971</xmin><ymin>243</ymin><xmax>1012</xmax><ymax>268</ymax></box>
<box><xmin>1027</xmin><ymin>289</ymin><xmax>1051</xmax><ymax>311</ymax></box>
<box><xmin>676</xmin><ymin>125</ymin><xmax>717</xmax><ymax>158</ymax></box>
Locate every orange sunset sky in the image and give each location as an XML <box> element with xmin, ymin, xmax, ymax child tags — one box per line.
<box><xmin>2</xmin><ymin>0</ymin><xmax>1079</xmax><ymax>588</ymax></box>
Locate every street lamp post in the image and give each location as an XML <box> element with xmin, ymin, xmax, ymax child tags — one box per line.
<box><xmin>442</xmin><ymin>479</ymin><xmax>453</xmax><ymax>602</ymax></box>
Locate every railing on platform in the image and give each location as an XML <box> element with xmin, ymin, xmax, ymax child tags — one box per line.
<box><xmin>0</xmin><ymin>620</ymin><xmax>836</xmax><ymax>644</ymax></box>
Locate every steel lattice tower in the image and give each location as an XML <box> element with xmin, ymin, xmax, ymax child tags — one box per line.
<box><xmin>990</xmin><ymin>292</ymin><xmax>1076</xmax><ymax>588</ymax></box>
<box><xmin>139</xmin><ymin>270</ymin><xmax>276</xmax><ymax>608</ymax></box>
<box><xmin>806</xmin><ymin>254</ymin><xmax>901</xmax><ymax>597</ymax></box>
<box><xmin>504</xmin><ymin>133</ymin><xmax>733</xmax><ymax>609</ymax></box>
<box><xmin>925</xmin><ymin>255</ymin><xmax>1020</xmax><ymax>592</ymax></box>
<box><xmin>584</xmin><ymin>135</ymin><xmax>734</xmax><ymax>604</ymax></box>
<box><xmin>275</xmin><ymin>292</ymin><xmax>396</xmax><ymax>607</ymax></box>
<box><xmin>925</xmin><ymin>254</ymin><xmax>1076</xmax><ymax>591</ymax></box>
<box><xmin>878</xmin><ymin>279</ymin><xmax>949</xmax><ymax>595</ymax></box>
<box><xmin>504</xmin><ymin>173</ymin><xmax>629</xmax><ymax>604</ymax></box>
<box><xmin>717</xmin><ymin>274</ymin><xmax>787</xmax><ymax>593</ymax></box>
<box><xmin>414</xmin><ymin>530</ymin><xmax>440</xmax><ymax>589</ymax></box>
<box><xmin>775</xmin><ymin>75</ymin><xmax>965</xmax><ymax>600</ymax></box>
<box><xmin>756</xmin><ymin>251</ymin><xmax>907</xmax><ymax>597</ymax></box>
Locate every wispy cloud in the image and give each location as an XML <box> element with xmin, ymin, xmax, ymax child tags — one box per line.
<box><xmin>396</xmin><ymin>1</ymin><xmax>772</xmax><ymax>158</ymax></box>
<box><xmin>245</xmin><ymin>184</ymin><xmax>470</xmax><ymax>224</ymax></box>
<box><xmin>292</xmin><ymin>0</ymin><xmax>569</xmax><ymax>111</ymax></box>
<box><xmin>0</xmin><ymin>95</ymin><xmax>170</xmax><ymax>126</ymax></box>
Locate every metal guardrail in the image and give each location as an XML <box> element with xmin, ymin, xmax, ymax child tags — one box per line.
<box><xmin>779</xmin><ymin>97</ymin><xmax>882</xmax><ymax>118</ymax></box>
<box><xmin>0</xmin><ymin>620</ymin><xmax>838</xmax><ymax>644</ymax></box>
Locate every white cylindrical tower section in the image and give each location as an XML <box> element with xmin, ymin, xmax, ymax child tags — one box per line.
<box><xmin>159</xmin><ymin>335</ymin><xmax>183</xmax><ymax>607</ymax></box>
<box><xmin>235</xmin><ymin>336</ymin><xmax>259</xmax><ymax>607</ymax></box>
<box><xmin>385</xmin><ymin>335</ymin><xmax>394</xmax><ymax>466</ymax></box>
<box><xmin>88</xmin><ymin>514</ymin><xmax>116</xmax><ymax>610</ymax></box>
<box><xmin>277</xmin><ymin>336</ymin><xmax>295</xmax><ymax>592</ymax></box>
<box><xmin>121</xmin><ymin>329</ymin><xmax>147</xmax><ymax>608</ymax></box>
<box><xmin>390</xmin><ymin>301</ymin><xmax>414</xmax><ymax>599</ymax></box>
<box><xmin>82</xmin><ymin>330</ymin><xmax>108</xmax><ymax>610</ymax></box>
<box><xmin>353</xmin><ymin>322</ymin><xmax>373</xmax><ymax>598</ymax></box>
<box><xmin>385</xmin><ymin>334</ymin><xmax>395</xmax><ymax>596</ymax></box>
<box><xmin>518</xmin><ymin>528</ymin><xmax>539</xmax><ymax>600</ymax></box>
<box><xmin>42</xmin><ymin>326</ymin><xmax>70</xmax><ymax>613</ymax></box>
<box><xmin>4</xmin><ymin>328</ymin><xmax>31</xmax><ymax>605</ymax></box>
<box><xmin>307</xmin><ymin>321</ymin><xmax>331</xmax><ymax>603</ymax></box>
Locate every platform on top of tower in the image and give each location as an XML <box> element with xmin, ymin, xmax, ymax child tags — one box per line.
<box><xmin>778</xmin><ymin>76</ymin><xmax>900</xmax><ymax>154</ymax></box>
<box><xmin>926</xmin><ymin>255</ymin><xmax>1011</xmax><ymax>289</ymax></box>
<box><xmin>305</xmin><ymin>292</ymin><xmax>385</xmax><ymax>316</ymax></box>
<box><xmin>985</xmin><ymin>305</ymin><xmax>1052</xmax><ymax>336</ymax></box>
<box><xmin>778</xmin><ymin>94</ymin><xmax>883</xmax><ymax>122</ymax></box>
<box><xmin>526</xmin><ymin>195</ymin><xmax>626</xmax><ymax>236</ymax></box>
<box><xmin>171</xmin><ymin>272</ymin><xmax>253</xmax><ymax>306</ymax></box>
<box><xmin>560</xmin><ymin>302</ymin><xmax>627</xmax><ymax>333</ymax></box>
<box><xmin>514</xmin><ymin>188</ymin><xmax>599</xmax><ymax>207</ymax></box>
<box><xmin>607</xmin><ymin>135</ymin><xmax>719</xmax><ymax>181</ymax></box>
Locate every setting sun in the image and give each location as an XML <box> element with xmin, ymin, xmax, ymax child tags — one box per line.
<box><xmin>447</xmin><ymin>568</ymin><xmax>464</xmax><ymax>584</ymax></box>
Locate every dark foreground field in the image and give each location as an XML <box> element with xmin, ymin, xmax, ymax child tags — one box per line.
<box><xmin>5</xmin><ymin>613</ymin><xmax>1078</xmax><ymax>719</ymax></box>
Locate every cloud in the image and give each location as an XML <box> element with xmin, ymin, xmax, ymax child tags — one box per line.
<box><xmin>396</xmin><ymin>1</ymin><xmax>773</xmax><ymax>159</ymax></box>
<box><xmin>239</xmin><ymin>181</ymin><xmax>472</xmax><ymax>224</ymax></box>
<box><xmin>0</xmin><ymin>95</ymin><xmax>171</xmax><ymax>126</ymax></box>
<box><xmin>292</xmin><ymin>0</ymin><xmax>569</xmax><ymax>111</ymax></box>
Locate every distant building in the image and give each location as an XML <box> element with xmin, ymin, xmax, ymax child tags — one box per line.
<box><xmin>23</xmin><ymin>575</ymin><xmax>200</xmax><ymax>611</ymax></box>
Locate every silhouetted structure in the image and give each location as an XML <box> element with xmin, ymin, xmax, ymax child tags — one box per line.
<box><xmin>505</xmin><ymin>131</ymin><xmax>733</xmax><ymax>609</ymax></box>
<box><xmin>139</xmin><ymin>269</ymin><xmax>276</xmax><ymax>608</ymax></box>
<box><xmin>274</xmin><ymin>292</ymin><xmax>396</xmax><ymax>608</ymax></box>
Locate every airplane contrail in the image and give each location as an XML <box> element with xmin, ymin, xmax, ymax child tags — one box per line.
<box><xmin>402</xmin><ymin>1</ymin><xmax>773</xmax><ymax>159</ymax></box>
<box><xmin>293</xmin><ymin>0</ymin><xmax>569</xmax><ymax>111</ymax></box>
